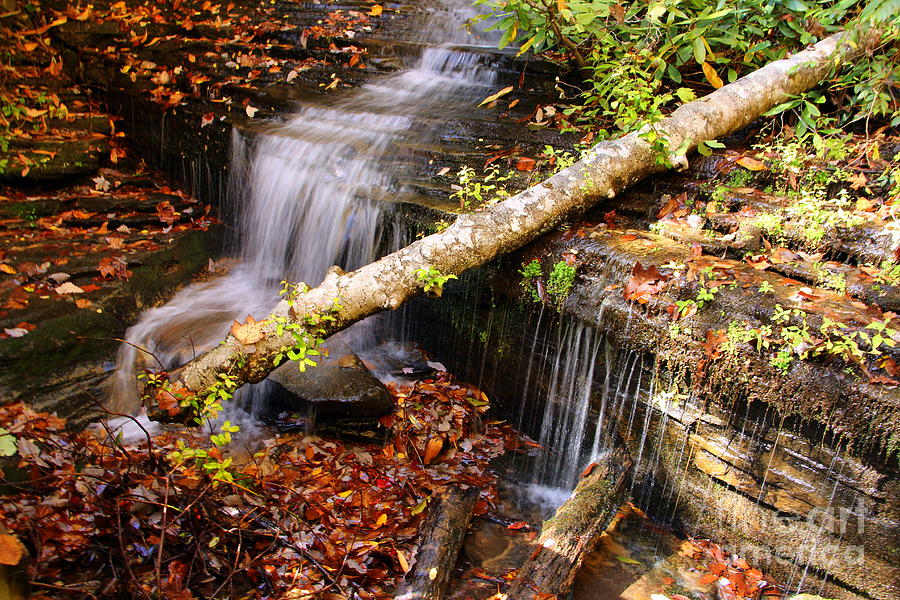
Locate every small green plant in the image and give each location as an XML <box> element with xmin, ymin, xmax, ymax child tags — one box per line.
<box><xmin>695</xmin><ymin>283</ymin><xmax>718</xmax><ymax>308</ymax></box>
<box><xmin>674</xmin><ymin>280</ymin><xmax>719</xmax><ymax>319</ymax></box>
<box><xmin>450</xmin><ymin>165</ymin><xmax>513</xmax><ymax>209</ymax></box>
<box><xmin>758</xmin><ymin>280</ymin><xmax>774</xmax><ymax>294</ymax></box>
<box><xmin>416</xmin><ymin>267</ymin><xmax>457</xmax><ymax>296</ymax></box>
<box><xmin>770</xmin><ymin>349</ymin><xmax>794</xmax><ymax>372</ymax></box>
<box><xmin>674</xmin><ymin>298</ymin><xmax>696</xmax><ymax>318</ymax></box>
<box><xmin>873</xmin><ymin>260</ymin><xmax>900</xmax><ymax>286</ymax></box>
<box><xmin>546</xmin><ymin>260</ymin><xmax>576</xmax><ymax>307</ymax></box>
<box><xmin>519</xmin><ymin>259</ymin><xmax>543</xmax><ymax>302</ymax></box>
<box><xmin>727</xmin><ymin>167</ymin><xmax>755</xmax><ymax>187</ymax></box>
<box><xmin>753</xmin><ymin>212</ymin><xmax>785</xmax><ymax>239</ymax></box>
<box><xmin>812</xmin><ymin>262</ymin><xmax>847</xmax><ymax>294</ymax></box>
<box><xmin>141</xmin><ymin>371</ymin><xmax>242</xmax><ymax>487</ymax></box>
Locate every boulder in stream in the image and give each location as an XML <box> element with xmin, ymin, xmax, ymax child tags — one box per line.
<box><xmin>265</xmin><ymin>348</ymin><xmax>394</xmax><ymax>441</ymax></box>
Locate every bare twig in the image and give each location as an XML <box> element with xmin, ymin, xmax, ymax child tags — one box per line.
<box><xmin>76</xmin><ymin>335</ymin><xmax>166</xmax><ymax>370</ymax></box>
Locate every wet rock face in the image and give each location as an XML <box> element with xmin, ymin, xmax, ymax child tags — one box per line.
<box><xmin>265</xmin><ymin>352</ymin><xmax>393</xmax><ymax>440</ymax></box>
<box><xmin>402</xmin><ymin>218</ymin><xmax>899</xmax><ymax>600</ymax></box>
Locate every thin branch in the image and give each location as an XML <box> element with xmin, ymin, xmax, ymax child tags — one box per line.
<box><xmin>76</xmin><ymin>335</ymin><xmax>166</xmax><ymax>369</ymax></box>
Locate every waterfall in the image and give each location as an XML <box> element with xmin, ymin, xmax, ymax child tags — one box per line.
<box><xmin>530</xmin><ymin>320</ymin><xmax>603</xmax><ymax>490</ymax></box>
<box><xmin>111</xmin><ymin>1</ymin><xmax>498</xmax><ymax>413</ymax></box>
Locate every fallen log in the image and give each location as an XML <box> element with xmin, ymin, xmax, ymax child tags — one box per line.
<box><xmin>155</xmin><ymin>29</ymin><xmax>874</xmax><ymax>409</ymax></box>
<box><xmin>394</xmin><ymin>487</ymin><xmax>480</xmax><ymax>600</ymax></box>
<box><xmin>507</xmin><ymin>446</ymin><xmax>632</xmax><ymax>600</ymax></box>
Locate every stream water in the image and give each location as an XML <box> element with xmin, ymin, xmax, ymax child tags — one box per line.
<box><xmin>112</xmin><ymin>1</ymin><xmax>499</xmax><ymax>416</ymax></box>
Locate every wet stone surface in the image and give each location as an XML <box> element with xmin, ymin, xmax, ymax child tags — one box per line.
<box><xmin>266</xmin><ymin>350</ymin><xmax>395</xmax><ymax>434</ymax></box>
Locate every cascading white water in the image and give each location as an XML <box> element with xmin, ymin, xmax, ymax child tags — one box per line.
<box><xmin>529</xmin><ymin>319</ymin><xmax>603</xmax><ymax>490</ymax></box>
<box><xmin>111</xmin><ymin>1</ymin><xmax>498</xmax><ymax>413</ymax></box>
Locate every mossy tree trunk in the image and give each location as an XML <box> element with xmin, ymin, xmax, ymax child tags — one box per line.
<box><xmin>507</xmin><ymin>446</ymin><xmax>632</xmax><ymax>599</ymax></box>
<box><xmin>394</xmin><ymin>487</ymin><xmax>480</xmax><ymax>600</ymax></box>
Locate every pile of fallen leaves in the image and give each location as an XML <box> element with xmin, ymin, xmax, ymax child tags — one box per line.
<box><xmin>678</xmin><ymin>539</ymin><xmax>784</xmax><ymax>600</ymax></box>
<box><xmin>0</xmin><ymin>371</ymin><xmax>519</xmax><ymax>599</ymax></box>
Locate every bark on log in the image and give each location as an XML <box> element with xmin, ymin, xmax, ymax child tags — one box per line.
<box><xmin>159</xmin><ymin>29</ymin><xmax>872</xmax><ymax>405</ymax></box>
<box><xmin>507</xmin><ymin>447</ymin><xmax>632</xmax><ymax>600</ymax></box>
<box><xmin>394</xmin><ymin>487</ymin><xmax>480</xmax><ymax>600</ymax></box>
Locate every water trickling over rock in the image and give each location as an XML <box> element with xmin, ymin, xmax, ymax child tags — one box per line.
<box><xmin>112</xmin><ymin>1</ymin><xmax>500</xmax><ymax>412</ymax></box>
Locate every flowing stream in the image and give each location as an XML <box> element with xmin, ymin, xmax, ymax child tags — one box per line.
<box><xmin>112</xmin><ymin>1</ymin><xmax>498</xmax><ymax>414</ymax></box>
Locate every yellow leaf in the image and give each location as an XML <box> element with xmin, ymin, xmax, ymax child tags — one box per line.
<box><xmin>702</xmin><ymin>61</ymin><xmax>724</xmax><ymax>89</ymax></box>
<box><xmin>375</xmin><ymin>513</ymin><xmax>387</xmax><ymax>528</ymax></box>
<box><xmin>337</xmin><ymin>490</ymin><xmax>353</xmax><ymax>499</ymax></box>
<box><xmin>516</xmin><ymin>35</ymin><xmax>537</xmax><ymax>57</ymax></box>
<box><xmin>557</xmin><ymin>0</ymin><xmax>566</xmax><ymax>10</ymax></box>
<box><xmin>0</xmin><ymin>264</ymin><xmax>16</xmax><ymax>275</ymax></box>
<box><xmin>0</xmin><ymin>534</ymin><xmax>24</xmax><ymax>566</ymax></box>
<box><xmin>369</xmin><ymin>4</ymin><xmax>383</xmax><ymax>16</ymax></box>
<box><xmin>736</xmin><ymin>156</ymin><xmax>767</xmax><ymax>171</ymax></box>
<box><xmin>411</xmin><ymin>497</ymin><xmax>428</xmax><ymax>515</ymax></box>
<box><xmin>478</xmin><ymin>86</ymin><xmax>514</xmax><ymax>107</ymax></box>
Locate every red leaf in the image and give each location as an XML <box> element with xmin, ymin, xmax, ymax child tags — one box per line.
<box><xmin>515</xmin><ymin>157</ymin><xmax>536</xmax><ymax>171</ymax></box>
<box><xmin>624</xmin><ymin>262</ymin><xmax>670</xmax><ymax>304</ymax></box>
<box><xmin>156</xmin><ymin>201</ymin><xmax>179</xmax><ymax>225</ymax></box>
<box><xmin>506</xmin><ymin>521</ymin><xmax>530</xmax><ymax>530</ymax></box>
<box><xmin>701</xmin><ymin>329</ymin><xmax>727</xmax><ymax>360</ymax></box>
<box><xmin>98</xmin><ymin>255</ymin><xmax>131</xmax><ymax>280</ymax></box>
<box><xmin>657</xmin><ymin>192</ymin><xmax>687</xmax><ymax>220</ymax></box>
<box><xmin>603</xmin><ymin>210</ymin><xmax>617</xmax><ymax>227</ymax></box>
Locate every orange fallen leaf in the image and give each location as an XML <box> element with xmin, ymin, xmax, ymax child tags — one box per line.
<box><xmin>624</xmin><ymin>262</ymin><xmax>670</xmax><ymax>303</ymax></box>
<box><xmin>0</xmin><ymin>534</ymin><xmax>24</xmax><ymax>566</ymax></box>
<box><xmin>423</xmin><ymin>437</ymin><xmax>443</xmax><ymax>464</ymax></box>
<box><xmin>230</xmin><ymin>315</ymin><xmax>268</xmax><ymax>345</ymax></box>
<box><xmin>515</xmin><ymin>157</ymin><xmax>536</xmax><ymax>171</ymax></box>
<box><xmin>478</xmin><ymin>86</ymin><xmax>513</xmax><ymax>107</ymax></box>
<box><xmin>736</xmin><ymin>156</ymin><xmax>767</xmax><ymax>171</ymax></box>
<box><xmin>701</xmin><ymin>61</ymin><xmax>723</xmax><ymax>88</ymax></box>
